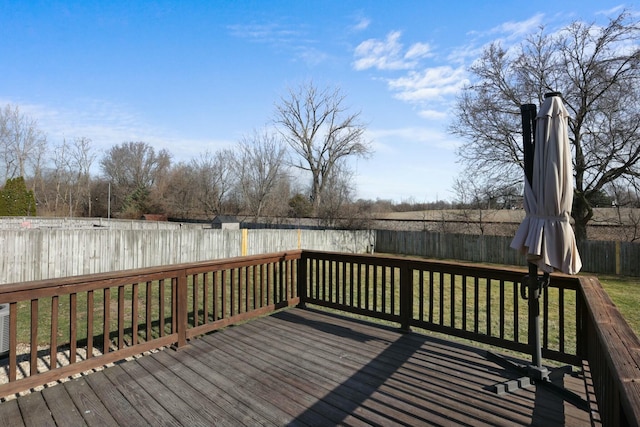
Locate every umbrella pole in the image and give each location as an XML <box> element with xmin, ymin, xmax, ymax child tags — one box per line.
<box><xmin>520</xmin><ymin>102</ymin><xmax>551</xmax><ymax>380</ymax></box>
<box><xmin>527</xmin><ymin>265</ymin><xmax>549</xmax><ymax>380</ymax></box>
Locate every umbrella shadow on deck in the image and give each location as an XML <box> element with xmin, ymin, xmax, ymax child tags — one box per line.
<box><xmin>275</xmin><ymin>308</ymin><xmax>581</xmax><ymax>426</ymax></box>
<box><xmin>486</xmin><ymin>351</ymin><xmax>594</xmax><ymax>426</ymax></box>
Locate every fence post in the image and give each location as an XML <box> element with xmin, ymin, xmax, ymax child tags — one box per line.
<box><xmin>241</xmin><ymin>229</ymin><xmax>249</xmax><ymax>256</ymax></box>
<box><xmin>400</xmin><ymin>263</ymin><xmax>413</xmax><ymax>332</ymax></box>
<box><xmin>297</xmin><ymin>252</ymin><xmax>307</xmax><ymax>308</ymax></box>
<box><xmin>176</xmin><ymin>270</ymin><xmax>188</xmax><ymax>348</ymax></box>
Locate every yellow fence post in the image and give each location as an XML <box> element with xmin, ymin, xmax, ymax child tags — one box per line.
<box><xmin>241</xmin><ymin>229</ymin><xmax>248</xmax><ymax>256</ymax></box>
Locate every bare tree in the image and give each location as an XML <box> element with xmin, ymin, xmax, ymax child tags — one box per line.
<box><xmin>267</xmin><ymin>178</ymin><xmax>294</xmax><ymax>219</ymax></box>
<box><xmin>608</xmin><ymin>179</ymin><xmax>640</xmax><ymax>241</ymax></box>
<box><xmin>100</xmin><ymin>141</ymin><xmax>171</xmax><ymax>217</ymax></box>
<box><xmin>163</xmin><ymin>162</ymin><xmax>199</xmax><ymax>219</ymax></box>
<box><xmin>317</xmin><ymin>160</ymin><xmax>356</xmax><ymax>227</ymax></box>
<box><xmin>49</xmin><ymin>140</ymin><xmax>74</xmax><ymax>215</ymax></box>
<box><xmin>31</xmin><ymin>137</ymin><xmax>96</xmax><ymax>217</ymax></box>
<box><xmin>452</xmin><ymin>177</ymin><xmax>502</xmax><ymax>235</ymax></box>
<box><xmin>450</xmin><ymin>11</ymin><xmax>640</xmax><ymax>241</ymax></box>
<box><xmin>69</xmin><ymin>137</ymin><xmax>97</xmax><ymax>216</ymax></box>
<box><xmin>274</xmin><ymin>81</ymin><xmax>372</xmax><ymax>216</ymax></box>
<box><xmin>0</xmin><ymin>104</ymin><xmax>47</xmax><ymax>185</ymax></box>
<box><xmin>190</xmin><ymin>150</ymin><xmax>237</xmax><ymax>219</ymax></box>
<box><xmin>236</xmin><ymin>129</ymin><xmax>288</xmax><ymax>221</ymax></box>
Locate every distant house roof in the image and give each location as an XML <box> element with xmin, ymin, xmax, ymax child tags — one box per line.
<box><xmin>212</xmin><ymin>215</ymin><xmax>238</xmax><ymax>224</ymax></box>
<box><xmin>211</xmin><ymin>215</ymin><xmax>240</xmax><ymax>230</ymax></box>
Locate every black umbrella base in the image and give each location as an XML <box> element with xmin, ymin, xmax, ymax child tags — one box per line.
<box><xmin>486</xmin><ymin>351</ymin><xmax>589</xmax><ymax>411</ymax></box>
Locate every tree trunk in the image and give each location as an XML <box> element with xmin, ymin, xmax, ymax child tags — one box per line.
<box><xmin>572</xmin><ymin>197</ymin><xmax>592</xmax><ymax>242</ymax></box>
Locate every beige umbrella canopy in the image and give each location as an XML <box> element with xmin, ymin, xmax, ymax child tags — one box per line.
<box><xmin>511</xmin><ymin>94</ymin><xmax>582</xmax><ymax>275</ymax></box>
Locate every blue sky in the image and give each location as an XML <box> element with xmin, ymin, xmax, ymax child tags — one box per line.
<box><xmin>0</xmin><ymin>0</ymin><xmax>630</xmax><ymax>203</ymax></box>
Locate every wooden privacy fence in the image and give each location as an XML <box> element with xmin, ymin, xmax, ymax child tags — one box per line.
<box><xmin>0</xmin><ymin>251</ymin><xmax>638</xmax><ymax>425</ymax></box>
<box><xmin>0</xmin><ymin>228</ymin><xmax>373</xmax><ymax>284</ymax></box>
<box><xmin>375</xmin><ymin>229</ymin><xmax>640</xmax><ymax>276</ymax></box>
<box><xmin>0</xmin><ymin>217</ymin><xmax>197</xmax><ymax>230</ymax></box>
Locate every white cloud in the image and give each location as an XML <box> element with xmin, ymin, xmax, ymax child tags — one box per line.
<box><xmin>368</xmin><ymin>126</ymin><xmax>459</xmax><ymax>150</ymax></box>
<box><xmin>353</xmin><ymin>31</ymin><xmax>405</xmax><ymax>70</ymax></box>
<box><xmin>446</xmin><ymin>43</ymin><xmax>484</xmax><ymax>65</ymax></box>
<box><xmin>294</xmin><ymin>46</ymin><xmax>331</xmax><ymax>66</ymax></box>
<box><xmin>387</xmin><ymin>66</ymin><xmax>469</xmax><ymax>103</ymax></box>
<box><xmin>228</xmin><ymin>21</ymin><xmax>328</xmax><ymax>66</ymax></box>
<box><xmin>15</xmin><ymin>99</ymin><xmax>144</xmax><ymax>147</ymax></box>
<box><xmin>418</xmin><ymin>109</ymin><xmax>447</xmax><ymax>121</ymax></box>
<box><xmin>353</xmin><ymin>31</ymin><xmax>430</xmax><ymax>71</ymax></box>
<box><xmin>353</xmin><ymin>17</ymin><xmax>371</xmax><ymax>31</ymax></box>
<box><xmin>595</xmin><ymin>5</ymin><xmax>625</xmax><ymax>16</ymax></box>
<box><xmin>488</xmin><ymin>13</ymin><xmax>545</xmax><ymax>40</ymax></box>
<box><xmin>227</xmin><ymin>23</ymin><xmax>303</xmax><ymax>44</ymax></box>
<box><xmin>353</xmin><ymin>11</ymin><xmax>617</xmax><ymax>133</ymax></box>
<box><xmin>405</xmin><ymin>42</ymin><xmax>432</xmax><ymax>60</ymax></box>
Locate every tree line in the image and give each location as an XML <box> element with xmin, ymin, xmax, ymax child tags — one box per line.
<box><xmin>0</xmin><ymin>92</ymin><xmax>456</xmax><ymax>224</ymax></box>
<box><xmin>0</xmin><ymin>82</ymin><xmax>381</xmax><ymax>226</ymax></box>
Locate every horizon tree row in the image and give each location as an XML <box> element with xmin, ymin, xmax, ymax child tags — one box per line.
<box><xmin>0</xmin><ymin>81</ymin><xmax>373</xmax><ymax>225</ymax></box>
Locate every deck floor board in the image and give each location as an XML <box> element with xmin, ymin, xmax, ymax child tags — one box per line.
<box><xmin>41</xmin><ymin>381</ymin><xmax>87</xmax><ymax>426</ymax></box>
<box><xmin>83</xmin><ymin>369</ymin><xmax>149</xmax><ymax>427</ymax></box>
<box><xmin>0</xmin><ymin>307</ymin><xmax>598</xmax><ymax>426</ymax></box>
<box><xmin>63</xmin><ymin>376</ymin><xmax>119</xmax><ymax>427</ymax></box>
<box><xmin>17</xmin><ymin>391</ymin><xmax>56</xmax><ymax>427</ymax></box>
<box><xmin>100</xmin><ymin>362</ymin><xmax>181</xmax><ymax>426</ymax></box>
<box><xmin>0</xmin><ymin>398</ymin><xmax>24</xmax><ymax>427</ymax></box>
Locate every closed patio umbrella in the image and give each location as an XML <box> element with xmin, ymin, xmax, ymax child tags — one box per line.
<box><xmin>505</xmin><ymin>92</ymin><xmax>582</xmax><ymax>385</ymax></box>
<box><xmin>511</xmin><ymin>93</ymin><xmax>582</xmax><ymax>275</ymax></box>
<box><xmin>491</xmin><ymin>93</ymin><xmax>587</xmax><ymax>409</ymax></box>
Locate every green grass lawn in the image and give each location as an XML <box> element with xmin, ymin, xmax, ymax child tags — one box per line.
<box><xmin>596</xmin><ymin>274</ymin><xmax>640</xmax><ymax>335</ymax></box>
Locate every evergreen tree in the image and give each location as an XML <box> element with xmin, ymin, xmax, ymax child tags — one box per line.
<box><xmin>0</xmin><ymin>177</ymin><xmax>37</xmax><ymax>216</ymax></box>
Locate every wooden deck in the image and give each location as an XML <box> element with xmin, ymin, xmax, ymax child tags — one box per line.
<box><xmin>0</xmin><ymin>307</ymin><xmax>598</xmax><ymax>426</ymax></box>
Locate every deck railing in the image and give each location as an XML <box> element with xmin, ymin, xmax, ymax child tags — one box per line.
<box><xmin>298</xmin><ymin>251</ymin><xmax>581</xmax><ymax>364</ymax></box>
<box><xmin>0</xmin><ymin>251</ymin><xmax>300</xmax><ymax>398</ymax></box>
<box><xmin>298</xmin><ymin>250</ymin><xmax>640</xmax><ymax>427</ymax></box>
<box><xmin>1</xmin><ymin>250</ymin><xmax>638</xmax><ymax>426</ymax></box>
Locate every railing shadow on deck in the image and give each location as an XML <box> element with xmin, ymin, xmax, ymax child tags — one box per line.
<box><xmin>0</xmin><ymin>250</ymin><xmax>638</xmax><ymax>426</ymax></box>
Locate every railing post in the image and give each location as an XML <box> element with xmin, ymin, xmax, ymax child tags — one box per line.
<box><xmin>297</xmin><ymin>253</ymin><xmax>307</xmax><ymax>308</ymax></box>
<box><xmin>176</xmin><ymin>270</ymin><xmax>188</xmax><ymax>348</ymax></box>
<box><xmin>400</xmin><ymin>263</ymin><xmax>413</xmax><ymax>332</ymax></box>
